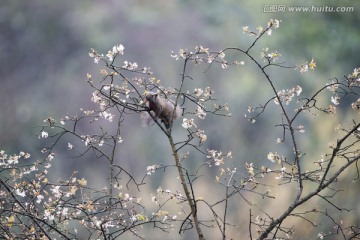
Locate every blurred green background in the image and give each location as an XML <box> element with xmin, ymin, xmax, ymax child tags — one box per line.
<box><xmin>1</xmin><ymin>0</ymin><xmax>359</xmax><ymax>239</ymax></box>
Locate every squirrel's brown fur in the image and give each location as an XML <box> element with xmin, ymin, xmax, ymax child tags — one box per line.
<box><xmin>143</xmin><ymin>92</ymin><xmax>181</xmax><ymax>129</ymax></box>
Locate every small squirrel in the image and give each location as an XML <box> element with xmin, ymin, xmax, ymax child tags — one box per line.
<box><xmin>143</xmin><ymin>92</ymin><xmax>182</xmax><ymax>129</ymax></box>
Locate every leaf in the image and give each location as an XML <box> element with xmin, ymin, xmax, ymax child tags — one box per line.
<box><xmin>7</xmin><ymin>215</ymin><xmax>15</xmax><ymax>227</ymax></box>
<box><xmin>137</xmin><ymin>214</ymin><xmax>145</xmax><ymax>221</ymax></box>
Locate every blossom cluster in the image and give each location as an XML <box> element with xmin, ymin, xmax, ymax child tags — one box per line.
<box><xmin>171</xmin><ymin>46</ymin><xmax>244</xmax><ymax>69</ymax></box>
<box><xmin>260</xmin><ymin>47</ymin><xmax>281</xmax><ymax>62</ymax></box>
<box><xmin>347</xmin><ymin>67</ymin><xmax>360</xmax><ymax>87</ymax></box>
<box><xmin>206</xmin><ymin>149</ymin><xmax>232</xmax><ymax>167</ymax></box>
<box><xmin>242</xmin><ymin>18</ymin><xmax>281</xmax><ymax>37</ymax></box>
<box><xmin>0</xmin><ymin>150</ymin><xmax>31</xmax><ymax>167</ymax></box>
<box><xmin>274</xmin><ymin>85</ymin><xmax>302</xmax><ymax>105</ymax></box>
<box><xmin>89</xmin><ymin>44</ymin><xmax>124</xmax><ymax>64</ymax></box>
<box><xmin>295</xmin><ymin>58</ymin><xmax>317</xmax><ymax>73</ymax></box>
<box><xmin>0</xmin><ymin>145</ymin><xmax>177</xmax><ymax>239</ymax></box>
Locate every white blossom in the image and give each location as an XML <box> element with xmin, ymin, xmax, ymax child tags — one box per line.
<box><xmin>296</xmin><ymin>125</ymin><xmax>305</xmax><ymax>133</ymax></box>
<box><xmin>147</xmin><ymin>165</ymin><xmax>159</xmax><ymax>175</ymax></box>
<box><xmin>36</xmin><ymin>195</ymin><xmax>44</xmax><ymax>203</ymax></box>
<box><xmin>331</xmin><ymin>95</ymin><xmax>340</xmax><ymax>105</ymax></box>
<box><xmin>196</xmin><ymin>106</ymin><xmax>206</xmax><ymax>119</ymax></box>
<box><xmin>194</xmin><ymin>88</ymin><xmax>203</xmax><ymax>97</ymax></box>
<box><xmin>44</xmin><ymin>209</ymin><xmax>55</xmax><ymax>221</ymax></box>
<box><xmin>113</xmin><ymin>44</ymin><xmax>124</xmax><ymax>55</ymax></box>
<box><xmin>16</xmin><ymin>189</ymin><xmax>26</xmax><ymax>197</ymax></box>
<box><xmin>100</xmin><ymin>111</ymin><xmax>114</xmax><ymax>122</ymax></box>
<box><xmin>41</xmin><ymin>131</ymin><xmax>48</xmax><ymax>138</ymax></box>
<box><xmin>51</xmin><ymin>185</ymin><xmax>61</xmax><ymax>198</ymax></box>
<box><xmin>267</xmin><ymin>152</ymin><xmax>281</xmax><ymax>163</ymax></box>
<box><xmin>182</xmin><ymin>118</ymin><xmax>197</xmax><ymax>129</ymax></box>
